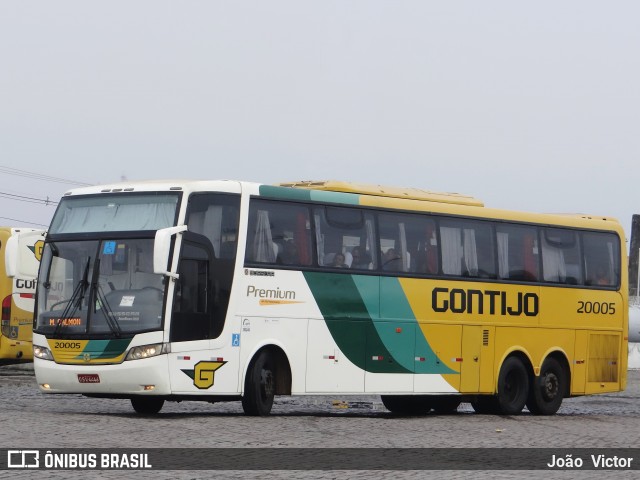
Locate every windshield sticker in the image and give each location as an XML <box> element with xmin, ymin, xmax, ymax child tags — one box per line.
<box><xmin>119</xmin><ymin>296</ymin><xmax>135</xmax><ymax>307</ymax></box>
<box><xmin>103</xmin><ymin>241</ymin><xmax>116</xmax><ymax>255</ymax></box>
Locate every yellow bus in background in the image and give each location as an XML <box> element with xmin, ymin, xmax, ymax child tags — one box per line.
<box><xmin>0</xmin><ymin>227</ymin><xmax>44</xmax><ymax>364</ymax></box>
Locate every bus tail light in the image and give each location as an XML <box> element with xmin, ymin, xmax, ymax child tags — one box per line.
<box><xmin>1</xmin><ymin>295</ymin><xmax>10</xmax><ymax>321</ymax></box>
<box><xmin>1</xmin><ymin>295</ymin><xmax>10</xmax><ymax>336</ymax></box>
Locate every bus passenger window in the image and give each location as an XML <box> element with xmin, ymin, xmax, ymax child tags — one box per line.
<box><xmin>378</xmin><ymin>212</ymin><xmax>436</xmax><ymax>275</ymax></box>
<box><xmin>313</xmin><ymin>206</ymin><xmax>376</xmax><ymax>270</ymax></box>
<box><xmin>440</xmin><ymin>219</ymin><xmax>495</xmax><ymax>279</ymax></box>
<box><xmin>245</xmin><ymin>200</ymin><xmax>312</xmax><ymax>267</ymax></box>
<box><xmin>496</xmin><ymin>225</ymin><xmax>540</xmax><ymax>282</ymax></box>
<box><xmin>541</xmin><ymin>228</ymin><xmax>582</xmax><ymax>285</ymax></box>
<box><xmin>583</xmin><ymin>232</ymin><xmax>619</xmax><ymax>287</ymax></box>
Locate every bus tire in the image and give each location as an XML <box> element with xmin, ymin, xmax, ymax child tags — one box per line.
<box><xmin>381</xmin><ymin>395</ymin><xmax>431</xmax><ymax>415</ymax></box>
<box><xmin>131</xmin><ymin>397</ymin><xmax>164</xmax><ymax>415</ymax></box>
<box><xmin>471</xmin><ymin>396</ymin><xmax>499</xmax><ymax>414</ymax></box>
<box><xmin>430</xmin><ymin>396</ymin><xmax>461</xmax><ymax>414</ymax></box>
<box><xmin>526</xmin><ymin>357</ymin><xmax>565</xmax><ymax>415</ymax></box>
<box><xmin>496</xmin><ymin>356</ymin><xmax>529</xmax><ymax>415</ymax></box>
<box><xmin>242</xmin><ymin>350</ymin><xmax>275</xmax><ymax>416</ymax></box>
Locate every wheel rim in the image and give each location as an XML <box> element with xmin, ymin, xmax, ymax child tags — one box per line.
<box><xmin>260</xmin><ymin>368</ymin><xmax>274</xmax><ymax>399</ymax></box>
<box><xmin>504</xmin><ymin>371</ymin><xmax>521</xmax><ymax>403</ymax></box>
<box><xmin>541</xmin><ymin>372</ymin><xmax>559</xmax><ymax>401</ymax></box>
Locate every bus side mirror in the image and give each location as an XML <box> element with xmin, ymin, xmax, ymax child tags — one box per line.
<box><xmin>5</xmin><ymin>230</ymin><xmax>46</xmax><ymax>278</ymax></box>
<box><xmin>154</xmin><ymin>225</ymin><xmax>187</xmax><ymax>278</ymax></box>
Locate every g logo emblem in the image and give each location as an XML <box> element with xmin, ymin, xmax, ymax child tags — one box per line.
<box><xmin>181</xmin><ymin>360</ymin><xmax>226</xmax><ymax>389</ymax></box>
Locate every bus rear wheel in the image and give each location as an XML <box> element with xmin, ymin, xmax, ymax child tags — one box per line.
<box><xmin>495</xmin><ymin>356</ymin><xmax>529</xmax><ymax>415</ymax></box>
<box><xmin>471</xmin><ymin>396</ymin><xmax>499</xmax><ymax>414</ymax></box>
<box><xmin>381</xmin><ymin>395</ymin><xmax>431</xmax><ymax>415</ymax></box>
<box><xmin>526</xmin><ymin>357</ymin><xmax>565</xmax><ymax>415</ymax></box>
<box><xmin>131</xmin><ymin>397</ymin><xmax>164</xmax><ymax>415</ymax></box>
<box><xmin>242</xmin><ymin>350</ymin><xmax>275</xmax><ymax>416</ymax></box>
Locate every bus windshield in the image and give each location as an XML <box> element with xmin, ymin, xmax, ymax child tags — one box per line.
<box><xmin>35</xmin><ymin>238</ymin><xmax>165</xmax><ymax>335</ymax></box>
<box><xmin>49</xmin><ymin>193</ymin><xmax>179</xmax><ymax>234</ymax></box>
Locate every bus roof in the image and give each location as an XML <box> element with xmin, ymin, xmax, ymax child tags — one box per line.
<box><xmin>274</xmin><ymin>181</ymin><xmax>621</xmax><ymax>232</ymax></box>
<box><xmin>277</xmin><ymin>180</ymin><xmax>484</xmax><ymax>207</ymax></box>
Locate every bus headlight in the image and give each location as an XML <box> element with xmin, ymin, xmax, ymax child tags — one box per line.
<box><xmin>125</xmin><ymin>343</ymin><xmax>170</xmax><ymax>361</ymax></box>
<box><xmin>33</xmin><ymin>345</ymin><xmax>54</xmax><ymax>361</ymax></box>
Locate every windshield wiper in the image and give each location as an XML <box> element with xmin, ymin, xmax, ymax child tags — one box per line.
<box><xmin>42</xmin><ymin>242</ymin><xmax>58</xmax><ymax>290</ymax></box>
<box><xmin>90</xmin><ymin>258</ymin><xmax>122</xmax><ymax>338</ymax></box>
<box><xmin>53</xmin><ymin>256</ymin><xmax>90</xmax><ymax>336</ymax></box>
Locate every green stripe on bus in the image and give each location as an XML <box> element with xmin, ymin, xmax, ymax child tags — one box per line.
<box><xmin>304</xmin><ymin>272</ymin><xmax>456</xmax><ymax>375</ymax></box>
<box><xmin>259</xmin><ymin>185</ymin><xmax>313</xmax><ymax>202</ymax></box>
<box><xmin>303</xmin><ymin>271</ymin><xmax>411</xmax><ymax>374</ymax></box>
<box><xmin>75</xmin><ymin>338</ymin><xmax>132</xmax><ymax>360</ymax></box>
<box><xmin>379</xmin><ymin>278</ymin><xmax>456</xmax><ymax>374</ymax></box>
<box><xmin>259</xmin><ymin>185</ymin><xmax>360</xmax><ymax>205</ymax></box>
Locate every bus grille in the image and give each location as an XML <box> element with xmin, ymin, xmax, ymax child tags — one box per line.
<box><xmin>588</xmin><ymin>334</ymin><xmax>619</xmax><ymax>383</ymax></box>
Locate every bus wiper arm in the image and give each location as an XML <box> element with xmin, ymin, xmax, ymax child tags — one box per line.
<box><xmin>90</xmin><ymin>258</ymin><xmax>122</xmax><ymax>338</ymax></box>
<box><xmin>95</xmin><ymin>285</ymin><xmax>122</xmax><ymax>338</ymax></box>
<box><xmin>54</xmin><ymin>257</ymin><xmax>90</xmax><ymax>336</ymax></box>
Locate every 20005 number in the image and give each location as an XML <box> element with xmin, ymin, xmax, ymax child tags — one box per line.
<box><xmin>54</xmin><ymin>342</ymin><xmax>81</xmax><ymax>349</ymax></box>
<box><xmin>577</xmin><ymin>301</ymin><xmax>616</xmax><ymax>315</ymax></box>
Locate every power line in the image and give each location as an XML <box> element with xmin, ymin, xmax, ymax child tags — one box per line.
<box><xmin>0</xmin><ymin>216</ymin><xmax>49</xmax><ymax>227</ymax></box>
<box><xmin>0</xmin><ymin>165</ymin><xmax>92</xmax><ymax>186</ymax></box>
<box><xmin>0</xmin><ymin>191</ymin><xmax>58</xmax><ymax>206</ymax></box>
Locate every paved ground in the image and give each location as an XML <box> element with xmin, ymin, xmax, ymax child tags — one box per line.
<box><xmin>1</xmin><ymin>364</ymin><xmax>639</xmax><ymax>479</ymax></box>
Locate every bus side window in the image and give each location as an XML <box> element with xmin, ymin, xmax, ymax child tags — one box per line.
<box><xmin>583</xmin><ymin>232</ymin><xmax>619</xmax><ymax>287</ymax></box>
<box><xmin>313</xmin><ymin>206</ymin><xmax>376</xmax><ymax>271</ymax></box>
<box><xmin>440</xmin><ymin>219</ymin><xmax>495</xmax><ymax>279</ymax></box>
<box><xmin>245</xmin><ymin>200</ymin><xmax>312</xmax><ymax>267</ymax></box>
<box><xmin>541</xmin><ymin>228</ymin><xmax>583</xmax><ymax>285</ymax></box>
<box><xmin>496</xmin><ymin>225</ymin><xmax>540</xmax><ymax>282</ymax></box>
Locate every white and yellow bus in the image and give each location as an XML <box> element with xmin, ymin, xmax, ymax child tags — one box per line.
<box><xmin>29</xmin><ymin>180</ymin><xmax>627</xmax><ymax>415</ymax></box>
<box><xmin>1</xmin><ymin>227</ymin><xmax>44</xmax><ymax>364</ymax></box>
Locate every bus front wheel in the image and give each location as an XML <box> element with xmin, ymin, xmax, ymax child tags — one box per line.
<box><xmin>131</xmin><ymin>397</ymin><xmax>164</xmax><ymax>415</ymax></box>
<box><xmin>496</xmin><ymin>356</ymin><xmax>529</xmax><ymax>415</ymax></box>
<box><xmin>242</xmin><ymin>350</ymin><xmax>275</xmax><ymax>416</ymax></box>
<box><xmin>526</xmin><ymin>357</ymin><xmax>565</xmax><ymax>415</ymax></box>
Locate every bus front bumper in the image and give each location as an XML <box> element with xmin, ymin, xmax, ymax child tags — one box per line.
<box><xmin>33</xmin><ymin>355</ymin><xmax>171</xmax><ymax>396</ymax></box>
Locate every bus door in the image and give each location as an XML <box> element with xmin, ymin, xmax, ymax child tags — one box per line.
<box><xmin>461</xmin><ymin>325</ymin><xmax>495</xmax><ymax>393</ymax></box>
<box><xmin>168</xmin><ymin>235</ymin><xmax>238</xmax><ymax>394</ymax></box>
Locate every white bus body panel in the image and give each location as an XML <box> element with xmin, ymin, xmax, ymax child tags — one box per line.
<box><xmin>305</xmin><ymin>318</ymin><xmax>364</xmax><ymax>393</ymax></box>
<box><xmin>34</xmin><ymin>353</ymin><xmax>172</xmax><ymax>395</ymax></box>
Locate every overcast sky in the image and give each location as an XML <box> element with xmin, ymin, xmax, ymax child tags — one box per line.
<box><xmin>1</xmin><ymin>1</ymin><xmax>639</xmax><ymax>242</ymax></box>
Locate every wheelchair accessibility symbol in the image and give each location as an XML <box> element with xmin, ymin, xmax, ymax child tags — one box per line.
<box><xmin>232</xmin><ymin>333</ymin><xmax>240</xmax><ymax>347</ymax></box>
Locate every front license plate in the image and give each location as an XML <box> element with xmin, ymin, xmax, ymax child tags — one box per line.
<box><xmin>77</xmin><ymin>374</ymin><xmax>100</xmax><ymax>384</ymax></box>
